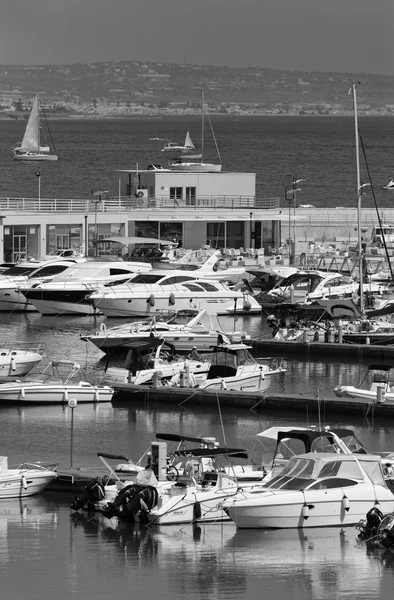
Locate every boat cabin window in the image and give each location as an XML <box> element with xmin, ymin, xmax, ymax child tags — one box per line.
<box><xmin>160</xmin><ymin>276</ymin><xmax>195</xmax><ymax>285</ymax></box>
<box><xmin>277</xmin><ymin>274</ymin><xmax>322</xmax><ymax>293</ymax></box>
<box><xmin>195</xmin><ymin>282</ymin><xmax>219</xmax><ymax>292</ymax></box>
<box><xmin>127</xmin><ymin>274</ymin><xmax>164</xmax><ymax>284</ymax></box>
<box><xmin>317</xmin><ymin>460</ymin><xmax>364</xmax><ymax>480</ymax></box>
<box><xmin>182</xmin><ymin>283</ymin><xmax>207</xmax><ymax>292</ymax></box>
<box><xmin>373</xmin><ymin>373</ymin><xmax>389</xmax><ymax>383</ymax></box>
<box><xmin>357</xmin><ymin>459</ymin><xmax>386</xmax><ymax>486</ymax></box>
<box><xmin>29</xmin><ymin>264</ymin><xmax>74</xmax><ymax>278</ymax></box>
<box><xmin>3</xmin><ymin>265</ymin><xmax>38</xmax><ymax>276</ymax></box>
<box><xmin>307</xmin><ymin>478</ymin><xmax>359</xmax><ymax>490</ymax></box>
<box><xmin>109</xmin><ymin>268</ymin><xmax>140</xmax><ymax>276</ymax></box>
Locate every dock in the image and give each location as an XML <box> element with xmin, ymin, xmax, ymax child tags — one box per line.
<box><xmin>111</xmin><ymin>383</ymin><xmax>394</xmax><ymax>420</ymax></box>
<box><xmin>251</xmin><ymin>338</ymin><xmax>394</xmax><ymax>360</ymax></box>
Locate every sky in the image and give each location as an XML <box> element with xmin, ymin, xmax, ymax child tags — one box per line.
<box><xmin>1</xmin><ymin>0</ymin><xmax>394</xmax><ymax>75</ymax></box>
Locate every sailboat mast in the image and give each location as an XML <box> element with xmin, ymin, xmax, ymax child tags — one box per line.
<box><xmin>351</xmin><ymin>82</ymin><xmax>364</xmax><ymax>315</ymax></box>
<box><xmin>201</xmin><ymin>89</ymin><xmax>204</xmax><ymax>160</ymax></box>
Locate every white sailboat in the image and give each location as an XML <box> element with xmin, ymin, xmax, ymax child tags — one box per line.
<box><xmin>12</xmin><ymin>94</ymin><xmax>58</xmax><ymax>161</ymax></box>
<box><xmin>168</xmin><ymin>90</ymin><xmax>222</xmax><ymax>172</ymax></box>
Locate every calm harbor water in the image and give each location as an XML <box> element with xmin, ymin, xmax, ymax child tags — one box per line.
<box><xmin>2</xmin><ymin>114</ymin><xmax>394</xmax><ymax>597</ymax></box>
<box><xmin>1</xmin><ymin>310</ymin><xmax>394</xmax><ymax>599</ymax></box>
<box><xmin>1</xmin><ymin>115</ymin><xmax>394</xmax><ymax>207</ymax></box>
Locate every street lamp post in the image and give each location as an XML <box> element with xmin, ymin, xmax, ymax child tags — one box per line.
<box><xmin>35</xmin><ymin>171</ymin><xmax>41</xmax><ymax>207</ymax></box>
<box><xmin>290</xmin><ymin>177</ymin><xmax>306</xmax><ymax>266</ymax></box>
<box><xmin>285</xmin><ymin>186</ymin><xmax>293</xmax><ymax>265</ymax></box>
<box><xmin>92</xmin><ymin>189</ymin><xmax>108</xmax><ymax>256</ymax></box>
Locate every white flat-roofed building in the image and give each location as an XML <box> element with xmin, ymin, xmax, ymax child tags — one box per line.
<box><xmin>0</xmin><ymin>168</ymin><xmax>285</xmax><ymax>263</ymax></box>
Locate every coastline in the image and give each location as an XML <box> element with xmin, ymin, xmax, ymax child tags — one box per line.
<box><xmin>2</xmin><ymin>112</ymin><xmax>394</xmax><ymax>121</ymax></box>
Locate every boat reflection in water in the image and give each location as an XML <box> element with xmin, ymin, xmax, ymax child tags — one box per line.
<box><xmin>70</xmin><ymin>511</ymin><xmax>394</xmax><ymax>600</ymax></box>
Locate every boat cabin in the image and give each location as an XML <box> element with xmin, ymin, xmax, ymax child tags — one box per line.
<box><xmin>205</xmin><ymin>344</ymin><xmax>255</xmax><ymax>379</ymax></box>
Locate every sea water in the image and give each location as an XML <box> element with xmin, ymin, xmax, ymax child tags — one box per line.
<box><xmin>1</xmin><ymin>310</ymin><xmax>394</xmax><ymax>599</ymax></box>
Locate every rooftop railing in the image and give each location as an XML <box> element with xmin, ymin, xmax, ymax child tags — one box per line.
<box><xmin>0</xmin><ymin>195</ymin><xmax>280</xmax><ymax>214</ymax></box>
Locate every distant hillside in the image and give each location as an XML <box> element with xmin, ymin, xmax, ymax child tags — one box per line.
<box><xmin>1</xmin><ymin>60</ymin><xmax>394</xmax><ymax>115</ymax></box>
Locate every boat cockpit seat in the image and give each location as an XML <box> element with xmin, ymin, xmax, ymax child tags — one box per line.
<box><xmin>206</xmin><ymin>365</ymin><xmax>237</xmax><ymax>380</ymax></box>
<box><xmin>174</xmin><ymin>475</ymin><xmax>195</xmax><ymax>487</ymax></box>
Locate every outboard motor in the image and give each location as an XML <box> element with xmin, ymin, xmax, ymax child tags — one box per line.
<box><xmin>357</xmin><ymin>506</ymin><xmax>384</xmax><ymax>541</ymax></box>
<box><xmin>380</xmin><ymin>516</ymin><xmax>394</xmax><ymax>550</ymax></box>
<box><xmin>70</xmin><ymin>477</ymin><xmax>106</xmax><ymax>512</ymax></box>
<box><xmin>102</xmin><ymin>484</ymin><xmax>158</xmax><ymax>522</ymax></box>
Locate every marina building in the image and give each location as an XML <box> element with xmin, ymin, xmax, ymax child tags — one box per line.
<box><xmin>0</xmin><ymin>168</ymin><xmax>390</xmax><ymax>263</ymax></box>
<box><xmin>0</xmin><ymin>169</ymin><xmax>284</xmax><ymax>262</ymax></box>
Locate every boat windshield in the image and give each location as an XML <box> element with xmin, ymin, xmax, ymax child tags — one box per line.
<box><xmin>265</xmin><ymin>455</ymin><xmax>370</xmax><ymax>490</ymax></box>
<box><xmin>274</xmin><ymin>273</ymin><xmax>323</xmax><ymax>294</ymax></box>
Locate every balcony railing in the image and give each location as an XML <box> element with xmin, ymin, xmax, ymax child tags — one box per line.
<box><xmin>0</xmin><ymin>195</ymin><xmax>280</xmax><ymax>214</ymax></box>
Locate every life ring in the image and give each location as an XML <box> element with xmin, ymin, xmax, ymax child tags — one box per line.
<box><xmin>100</xmin><ymin>322</ymin><xmax>107</xmax><ymax>335</ymax></box>
<box><xmin>169</xmin><ymin>292</ymin><xmax>176</xmax><ymax>305</ymax></box>
<box><xmin>147</xmin><ymin>294</ymin><xmax>155</xmax><ymax>307</ymax></box>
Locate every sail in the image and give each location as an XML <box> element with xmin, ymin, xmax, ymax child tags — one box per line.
<box><xmin>184</xmin><ymin>131</ymin><xmax>194</xmax><ymax>149</ymax></box>
<box><xmin>20</xmin><ymin>95</ymin><xmax>40</xmax><ymax>152</ymax></box>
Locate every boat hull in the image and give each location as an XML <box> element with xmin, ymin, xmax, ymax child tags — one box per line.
<box><xmin>12</xmin><ymin>153</ymin><xmax>58</xmax><ymax>161</ymax></box>
<box><xmin>92</xmin><ymin>295</ymin><xmax>260</xmax><ymax>317</ymax></box>
<box><xmin>223</xmin><ymin>488</ymin><xmax>394</xmax><ymax>529</ymax></box>
<box><xmin>87</xmin><ymin>332</ymin><xmax>228</xmax><ymax>354</ymax></box>
<box><xmin>0</xmin><ymin>351</ymin><xmax>42</xmax><ymax>377</ymax></box>
<box><xmin>0</xmin><ymin>383</ymin><xmax>114</xmax><ymax>404</ymax></box>
<box><xmin>22</xmin><ymin>296</ymin><xmax>97</xmax><ymax>316</ymax></box>
<box><xmin>0</xmin><ymin>470</ymin><xmax>57</xmax><ymax>499</ymax></box>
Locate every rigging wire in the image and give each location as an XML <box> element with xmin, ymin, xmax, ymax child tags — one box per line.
<box><xmin>358</xmin><ymin>129</ymin><xmax>394</xmax><ymax>285</ymax></box>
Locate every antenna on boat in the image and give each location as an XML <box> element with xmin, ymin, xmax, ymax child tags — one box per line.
<box><xmin>349</xmin><ymin>81</ymin><xmax>365</xmax><ymax>315</ymax></box>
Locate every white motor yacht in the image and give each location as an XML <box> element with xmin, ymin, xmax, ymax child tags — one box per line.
<box><xmin>221</xmin><ymin>453</ymin><xmax>394</xmax><ymax>529</ymax></box>
<box><xmin>0</xmin><ymin>259</ymin><xmax>86</xmax><ymax>312</ymax></box>
<box><xmin>0</xmin><ymin>456</ymin><xmax>57</xmax><ymax>499</ymax></box>
<box><xmin>82</xmin><ymin>308</ymin><xmax>249</xmax><ymax>355</ymax></box>
<box><xmin>267</xmin><ymin>270</ymin><xmax>383</xmax><ymax>303</ymax></box>
<box><xmin>0</xmin><ymin>359</ymin><xmax>114</xmax><ymax>404</ymax></box>
<box><xmin>18</xmin><ymin>260</ymin><xmax>152</xmax><ymax>316</ymax></box>
<box><xmin>89</xmin><ymin>272</ymin><xmax>260</xmax><ymax>318</ymax></box>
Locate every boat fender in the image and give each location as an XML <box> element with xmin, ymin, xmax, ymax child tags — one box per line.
<box><xmin>220</xmin><ymin>379</ymin><xmax>227</xmax><ymax>390</ymax></box>
<box><xmin>64</xmin><ymin>390</ymin><xmax>69</xmax><ymax>403</ymax></box>
<box><xmin>100</xmin><ymin>322</ymin><xmax>107</xmax><ymax>335</ymax></box>
<box><xmin>169</xmin><ymin>372</ymin><xmax>180</xmax><ymax>387</ymax></box>
<box><xmin>169</xmin><ymin>292</ymin><xmax>176</xmax><ymax>305</ymax></box>
<box><xmin>302</xmin><ymin>502</ymin><xmax>309</xmax><ymax>519</ymax></box>
<box><xmin>21</xmin><ymin>387</ymin><xmax>25</xmax><ymax>399</ymax></box>
<box><xmin>10</xmin><ymin>356</ymin><xmax>16</xmax><ymax>371</ymax></box>
<box><xmin>21</xmin><ymin>475</ymin><xmax>27</xmax><ymax>490</ymax></box>
<box><xmin>147</xmin><ymin>294</ymin><xmax>155</xmax><ymax>307</ymax></box>
<box><xmin>342</xmin><ymin>494</ymin><xmax>350</xmax><ymax>512</ymax></box>
<box><xmin>193</xmin><ymin>501</ymin><xmax>202</xmax><ymax>521</ymax></box>
<box><xmin>94</xmin><ymin>387</ymin><xmax>100</xmax><ymax>403</ymax></box>
<box><xmin>243</xmin><ymin>300</ymin><xmax>252</xmax><ymax>312</ymax></box>
<box><xmin>260</xmin><ymin>368</ymin><xmax>265</xmax><ymax>381</ymax></box>
<box><xmin>313</xmin><ymin>330</ymin><xmax>319</xmax><ymax>342</ymax></box>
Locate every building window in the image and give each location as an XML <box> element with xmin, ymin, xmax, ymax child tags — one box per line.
<box><xmin>207</xmin><ymin>222</ymin><xmax>225</xmax><ymax>248</ymax></box>
<box><xmin>186</xmin><ymin>187</ymin><xmax>196</xmax><ymax>206</ymax></box>
<box><xmin>170</xmin><ymin>187</ymin><xmax>183</xmax><ymax>200</ymax></box>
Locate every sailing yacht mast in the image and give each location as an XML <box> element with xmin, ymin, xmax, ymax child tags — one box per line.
<box><xmin>350</xmin><ymin>82</ymin><xmax>364</xmax><ymax>315</ymax></box>
<box><xmin>201</xmin><ymin>89</ymin><xmax>205</xmax><ymax>161</ymax></box>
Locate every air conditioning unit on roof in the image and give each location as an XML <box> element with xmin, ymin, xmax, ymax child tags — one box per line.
<box><xmin>136</xmin><ymin>189</ymin><xmax>148</xmax><ymax>198</ymax></box>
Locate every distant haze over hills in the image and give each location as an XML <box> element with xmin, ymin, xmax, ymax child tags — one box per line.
<box><xmin>1</xmin><ymin>60</ymin><xmax>394</xmax><ymax>116</ymax></box>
